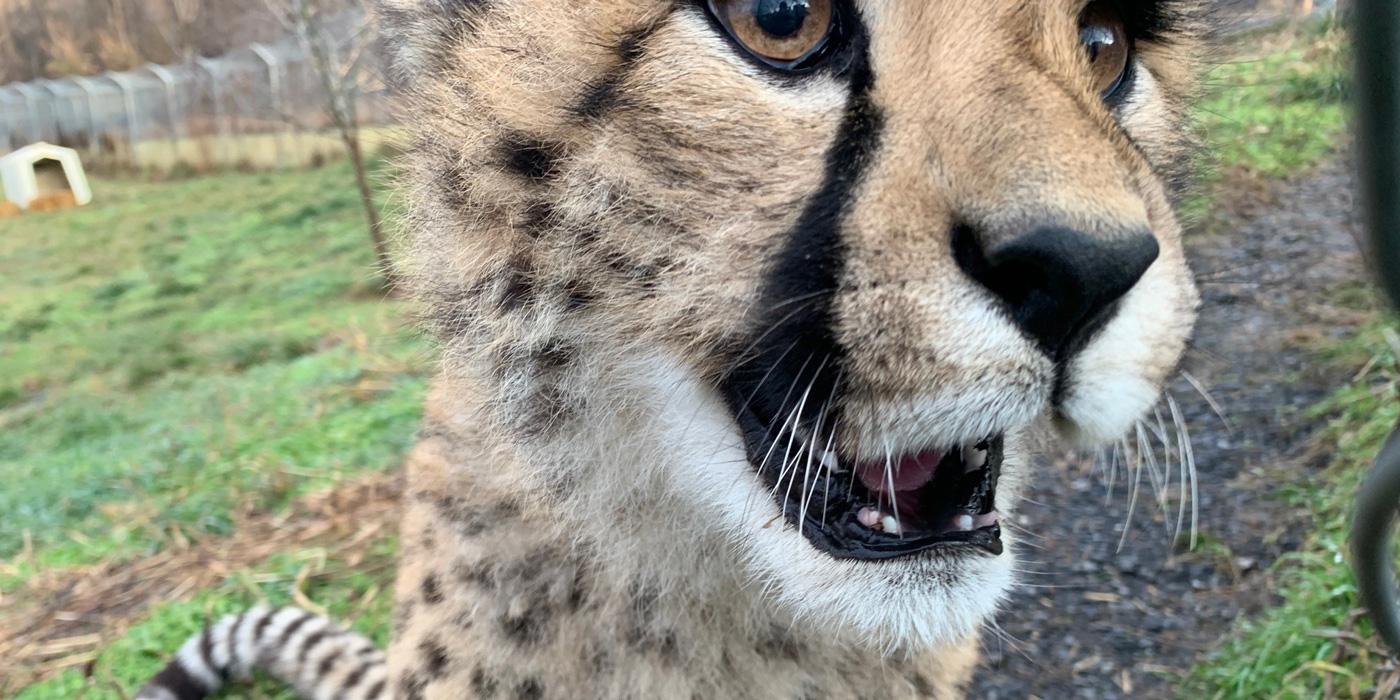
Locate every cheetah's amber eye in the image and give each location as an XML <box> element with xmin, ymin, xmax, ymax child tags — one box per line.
<box><xmin>707</xmin><ymin>0</ymin><xmax>837</xmax><ymax>71</ymax></box>
<box><xmin>1079</xmin><ymin>2</ymin><xmax>1132</xmax><ymax>98</ymax></box>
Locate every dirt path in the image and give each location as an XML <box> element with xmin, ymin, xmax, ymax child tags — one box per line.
<box><xmin>972</xmin><ymin>158</ymin><xmax>1368</xmax><ymax>699</ymax></box>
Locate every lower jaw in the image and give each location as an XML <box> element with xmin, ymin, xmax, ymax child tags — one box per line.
<box><xmin>801</xmin><ymin>514</ymin><xmax>1005</xmax><ymax>560</ymax></box>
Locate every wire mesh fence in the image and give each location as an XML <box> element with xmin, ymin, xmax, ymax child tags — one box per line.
<box><xmin>0</xmin><ymin>13</ymin><xmax>395</xmax><ymax>171</ymax></box>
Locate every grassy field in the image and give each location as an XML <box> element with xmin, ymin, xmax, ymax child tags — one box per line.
<box><xmin>1186</xmin><ymin>19</ymin><xmax>1349</xmax><ymax>226</ymax></box>
<box><xmin>1195</xmin><ymin>25</ymin><xmax>1349</xmax><ymax>180</ymax></box>
<box><xmin>0</xmin><ymin>20</ymin><xmax>1369</xmax><ymax>700</ymax></box>
<box><xmin>1</xmin><ymin>162</ymin><xmax>426</xmax><ymax>696</ymax></box>
<box><xmin>15</xmin><ymin>537</ymin><xmax>398</xmax><ymax>699</ymax></box>
<box><xmin>0</xmin><ymin>163</ymin><xmax>428</xmax><ymax>576</ymax></box>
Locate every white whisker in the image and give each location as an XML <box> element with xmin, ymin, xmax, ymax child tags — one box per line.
<box><xmin>1145</xmin><ymin>421</ymin><xmax>1168</xmax><ymax>514</ymax></box>
<box><xmin>883</xmin><ymin>440</ymin><xmax>902</xmax><ymax>537</ymax></box>
<box><xmin>1180</xmin><ymin>369</ymin><xmax>1233</xmax><ymax>435</ymax></box>
<box><xmin>1167</xmin><ymin>391</ymin><xmax>1198</xmax><ymax>549</ymax></box>
<box><xmin>819</xmin><ymin>415</ymin><xmax>838</xmax><ymax>528</ymax></box>
<box><xmin>1103</xmin><ymin>443</ymin><xmax>1119</xmax><ymax>506</ymax></box>
<box><xmin>771</xmin><ymin>399</ymin><xmax>808</xmax><ymax>518</ymax></box>
<box><xmin>1150</xmin><ymin>403</ymin><xmax>1181</xmax><ymax>539</ymax></box>
<box><xmin>766</xmin><ymin>399</ymin><xmax>804</xmax><ymax>499</ymax></box>
<box><xmin>1117</xmin><ymin>436</ymin><xmax>1143</xmax><ymax>552</ymax></box>
<box><xmin>799</xmin><ymin>425</ymin><xmax>820</xmax><ymax>534</ymax></box>
<box><xmin>984</xmin><ymin>619</ymin><xmax>1034</xmax><ymax>663</ymax></box>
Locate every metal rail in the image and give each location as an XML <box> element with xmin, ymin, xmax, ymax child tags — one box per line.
<box><xmin>1350</xmin><ymin>0</ymin><xmax>1400</xmax><ymax>657</ymax></box>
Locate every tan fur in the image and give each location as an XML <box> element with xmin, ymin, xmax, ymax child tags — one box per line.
<box><xmin>375</xmin><ymin>1</ymin><xmax>1207</xmax><ymax>698</ymax></box>
<box><xmin>392</xmin><ymin>384</ymin><xmax>980</xmax><ymax>698</ymax></box>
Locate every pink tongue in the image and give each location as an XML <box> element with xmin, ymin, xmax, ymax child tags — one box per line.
<box><xmin>855</xmin><ymin>450</ymin><xmax>944</xmax><ymax>495</ymax></box>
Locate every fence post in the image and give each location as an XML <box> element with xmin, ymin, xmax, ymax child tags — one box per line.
<box><xmin>195</xmin><ymin>58</ymin><xmax>234</xmax><ymax>166</ymax></box>
<box><xmin>69</xmin><ymin>76</ymin><xmax>104</xmax><ymax>156</ymax></box>
<box><xmin>146</xmin><ymin>64</ymin><xmax>185</xmax><ymax>165</ymax></box>
<box><xmin>0</xmin><ymin>87</ymin><xmax>16</xmax><ymax>153</ymax></box>
<box><xmin>106</xmin><ymin>72</ymin><xmax>142</xmax><ymax>167</ymax></box>
<box><xmin>40</xmin><ymin>79</ymin><xmax>85</xmax><ymax>150</ymax></box>
<box><xmin>11</xmin><ymin>82</ymin><xmax>46</xmax><ymax>144</ymax></box>
<box><xmin>250</xmin><ymin>43</ymin><xmax>290</xmax><ymax>168</ymax></box>
<box><xmin>37</xmin><ymin>80</ymin><xmax>61</xmax><ymax>143</ymax></box>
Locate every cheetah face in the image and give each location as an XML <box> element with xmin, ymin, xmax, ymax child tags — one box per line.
<box><xmin>387</xmin><ymin>0</ymin><xmax>1203</xmax><ymax>651</ymax></box>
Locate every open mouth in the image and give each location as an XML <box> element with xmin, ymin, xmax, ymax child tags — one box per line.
<box><xmin>730</xmin><ymin>399</ymin><xmax>1005</xmax><ymax>561</ymax></box>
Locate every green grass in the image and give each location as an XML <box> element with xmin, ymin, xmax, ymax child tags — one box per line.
<box><xmin>15</xmin><ymin>534</ymin><xmax>398</xmax><ymax>700</ymax></box>
<box><xmin>1198</xmin><ymin>28</ymin><xmax>1349</xmax><ymax>176</ymax></box>
<box><xmin>0</xmin><ymin>162</ymin><xmax>428</xmax><ymax>584</ymax></box>
<box><xmin>1185</xmin><ymin>21</ymin><xmax>1350</xmax><ymax>220</ymax></box>
<box><xmin>1186</xmin><ymin>322</ymin><xmax>1400</xmax><ymax>699</ymax></box>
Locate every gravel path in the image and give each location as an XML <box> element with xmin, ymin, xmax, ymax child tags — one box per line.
<box><xmin>972</xmin><ymin>158</ymin><xmax>1367</xmax><ymax>699</ymax></box>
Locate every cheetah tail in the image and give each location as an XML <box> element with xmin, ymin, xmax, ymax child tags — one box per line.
<box><xmin>134</xmin><ymin>606</ymin><xmax>389</xmax><ymax>700</ymax></box>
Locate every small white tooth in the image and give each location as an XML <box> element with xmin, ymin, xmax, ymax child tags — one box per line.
<box><xmin>965</xmin><ymin>447</ymin><xmax>987</xmax><ymax>471</ymax></box>
<box><xmin>857</xmin><ymin>507</ymin><xmax>882</xmax><ymax>529</ymax></box>
<box><xmin>955</xmin><ymin>514</ymin><xmax>975</xmax><ymax>531</ymax></box>
<box><xmin>820</xmin><ymin>450</ymin><xmax>840</xmax><ymax>472</ymax></box>
<box><xmin>881</xmin><ymin>515</ymin><xmax>901</xmax><ymax>535</ymax></box>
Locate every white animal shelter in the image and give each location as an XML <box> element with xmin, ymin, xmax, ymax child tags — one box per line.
<box><xmin>0</xmin><ymin>142</ymin><xmax>93</xmax><ymax>210</ymax></box>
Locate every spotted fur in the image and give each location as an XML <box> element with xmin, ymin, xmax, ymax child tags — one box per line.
<box><xmin>139</xmin><ymin>1</ymin><xmax>1212</xmax><ymax>697</ymax></box>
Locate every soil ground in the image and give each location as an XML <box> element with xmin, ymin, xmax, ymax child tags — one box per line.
<box><xmin>972</xmin><ymin>158</ymin><xmax>1367</xmax><ymax>698</ymax></box>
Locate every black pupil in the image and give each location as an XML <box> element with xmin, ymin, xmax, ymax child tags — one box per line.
<box><xmin>754</xmin><ymin>0</ymin><xmax>810</xmax><ymax>38</ymax></box>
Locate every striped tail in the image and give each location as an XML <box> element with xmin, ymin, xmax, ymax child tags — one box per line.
<box><xmin>134</xmin><ymin>607</ymin><xmax>389</xmax><ymax>700</ymax></box>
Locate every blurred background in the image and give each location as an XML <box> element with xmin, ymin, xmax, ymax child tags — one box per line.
<box><xmin>0</xmin><ymin>0</ymin><xmax>394</xmax><ymax>171</ymax></box>
<box><xmin>2</xmin><ymin>0</ymin><xmax>1396</xmax><ymax>698</ymax></box>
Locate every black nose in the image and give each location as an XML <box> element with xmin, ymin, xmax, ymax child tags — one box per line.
<box><xmin>954</xmin><ymin>225</ymin><xmax>1160</xmax><ymax>358</ymax></box>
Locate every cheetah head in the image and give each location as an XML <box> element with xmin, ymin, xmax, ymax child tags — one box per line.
<box><xmin>384</xmin><ymin>0</ymin><xmax>1204</xmax><ymax>652</ymax></box>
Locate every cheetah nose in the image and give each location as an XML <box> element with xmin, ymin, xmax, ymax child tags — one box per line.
<box><xmin>953</xmin><ymin>225</ymin><xmax>1159</xmax><ymax>359</ymax></box>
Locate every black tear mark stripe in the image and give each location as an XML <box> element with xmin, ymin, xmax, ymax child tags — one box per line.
<box><xmin>723</xmin><ymin>8</ymin><xmax>883</xmax><ymax>442</ymax></box>
<box><xmin>571</xmin><ymin>6</ymin><xmax>679</xmax><ymax>121</ymax></box>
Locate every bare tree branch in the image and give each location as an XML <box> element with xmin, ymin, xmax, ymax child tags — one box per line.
<box><xmin>259</xmin><ymin>0</ymin><xmax>394</xmax><ymax>289</ymax></box>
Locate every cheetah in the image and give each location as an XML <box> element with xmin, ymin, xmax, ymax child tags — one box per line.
<box><xmin>136</xmin><ymin>1</ymin><xmax>1208</xmax><ymax>697</ymax></box>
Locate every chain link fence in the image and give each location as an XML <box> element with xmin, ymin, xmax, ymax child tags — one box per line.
<box><xmin>0</xmin><ymin>16</ymin><xmax>395</xmax><ymax>171</ymax></box>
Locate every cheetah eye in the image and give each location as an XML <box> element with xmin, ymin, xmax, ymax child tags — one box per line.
<box><xmin>707</xmin><ymin>0</ymin><xmax>838</xmax><ymax>72</ymax></box>
<box><xmin>1079</xmin><ymin>2</ymin><xmax>1132</xmax><ymax>99</ymax></box>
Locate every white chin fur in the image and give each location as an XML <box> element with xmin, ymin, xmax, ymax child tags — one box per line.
<box><xmin>634</xmin><ymin>352</ymin><xmax>1013</xmax><ymax>652</ymax></box>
